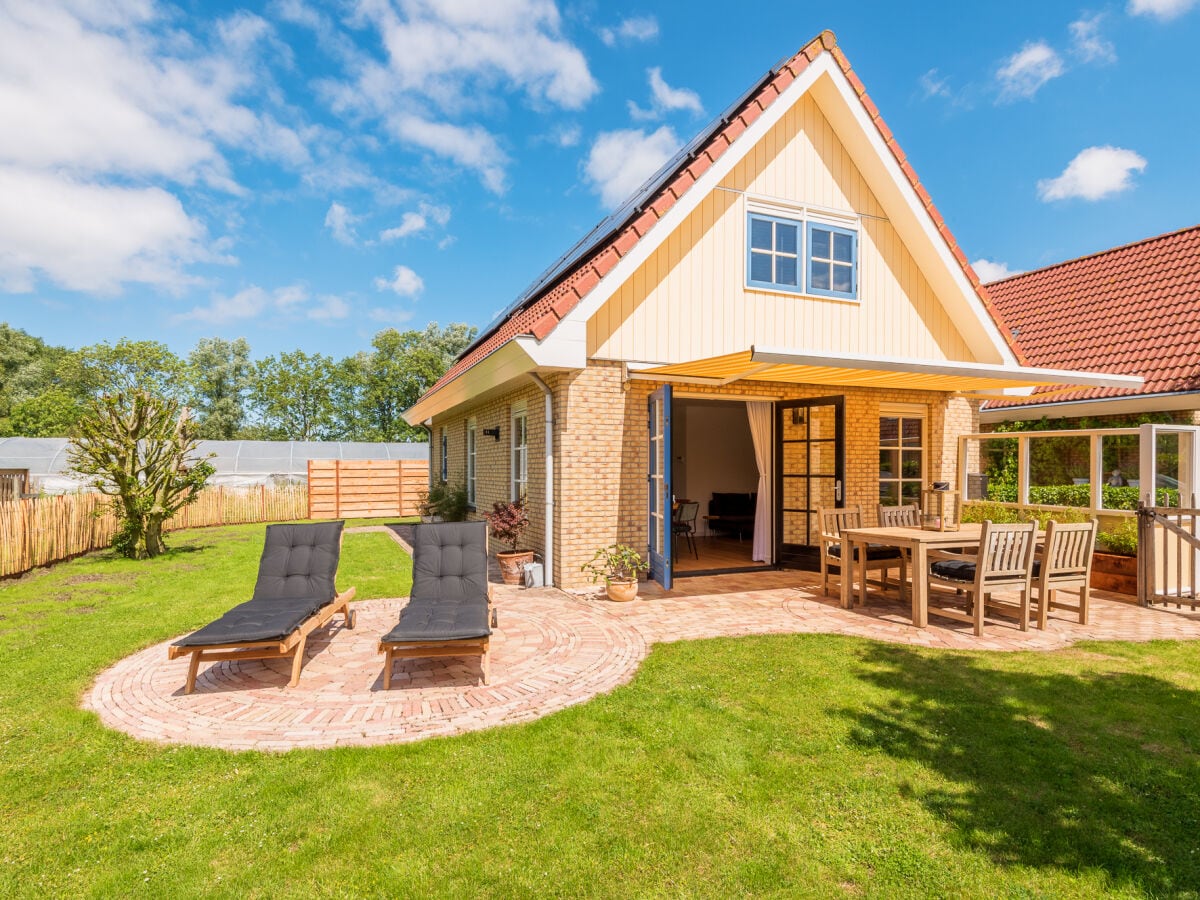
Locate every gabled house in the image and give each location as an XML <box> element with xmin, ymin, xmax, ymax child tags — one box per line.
<box><xmin>980</xmin><ymin>224</ymin><xmax>1200</xmax><ymax>425</ymax></box>
<box><xmin>405</xmin><ymin>30</ymin><xmax>1140</xmax><ymax>590</ymax></box>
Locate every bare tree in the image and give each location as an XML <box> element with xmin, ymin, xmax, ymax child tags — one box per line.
<box><xmin>68</xmin><ymin>391</ymin><xmax>215</xmax><ymax>559</ymax></box>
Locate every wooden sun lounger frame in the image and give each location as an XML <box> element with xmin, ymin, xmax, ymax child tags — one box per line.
<box><xmin>377</xmin><ymin>584</ymin><xmax>496</xmax><ymax>689</ymax></box>
<box><xmin>168</xmin><ymin>588</ymin><xmax>356</xmax><ymax>694</ymax></box>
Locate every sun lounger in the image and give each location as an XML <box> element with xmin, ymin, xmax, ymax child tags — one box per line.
<box><xmin>168</xmin><ymin>521</ymin><xmax>356</xmax><ymax>693</ymax></box>
<box><xmin>378</xmin><ymin>521</ymin><xmax>495</xmax><ymax>689</ymax></box>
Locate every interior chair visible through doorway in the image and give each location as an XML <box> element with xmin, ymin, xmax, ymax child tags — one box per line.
<box><xmin>673</xmin><ymin>501</ymin><xmax>700</xmax><ymax>560</ymax></box>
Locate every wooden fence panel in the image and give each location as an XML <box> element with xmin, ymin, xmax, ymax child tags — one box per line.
<box><xmin>0</xmin><ymin>485</ymin><xmax>309</xmax><ymax>578</ymax></box>
<box><xmin>307</xmin><ymin>459</ymin><xmax>428</xmax><ymax>519</ymax></box>
<box><xmin>1137</xmin><ymin>502</ymin><xmax>1200</xmax><ymax>608</ymax></box>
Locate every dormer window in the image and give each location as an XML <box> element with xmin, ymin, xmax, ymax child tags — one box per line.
<box><xmin>746</xmin><ymin>205</ymin><xmax>859</xmax><ymax>302</ymax></box>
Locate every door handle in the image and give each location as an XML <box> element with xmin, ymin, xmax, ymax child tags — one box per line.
<box><xmin>835</xmin><ymin>480</ymin><xmax>843</xmax><ymax>503</ymax></box>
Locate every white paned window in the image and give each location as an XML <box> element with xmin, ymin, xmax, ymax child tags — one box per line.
<box><xmin>466</xmin><ymin>418</ymin><xmax>477</xmax><ymax>506</ymax></box>
<box><xmin>511</xmin><ymin>404</ymin><xmax>528</xmax><ymax>502</ymax></box>
<box><xmin>879</xmin><ymin>413</ymin><xmax>925</xmax><ymax>507</ymax></box>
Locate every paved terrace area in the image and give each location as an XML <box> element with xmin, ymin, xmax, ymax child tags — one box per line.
<box><xmin>85</xmin><ymin>560</ymin><xmax>1200</xmax><ymax>753</ymax></box>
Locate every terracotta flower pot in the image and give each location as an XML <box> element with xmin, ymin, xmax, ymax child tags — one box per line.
<box><xmin>496</xmin><ymin>550</ymin><xmax>535</xmax><ymax>585</ymax></box>
<box><xmin>606</xmin><ymin>579</ymin><xmax>639</xmax><ymax>602</ymax></box>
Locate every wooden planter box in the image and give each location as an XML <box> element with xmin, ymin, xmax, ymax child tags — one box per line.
<box><xmin>1091</xmin><ymin>551</ymin><xmax>1138</xmax><ymax>597</ymax></box>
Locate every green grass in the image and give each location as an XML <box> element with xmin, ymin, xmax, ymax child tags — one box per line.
<box><xmin>2</xmin><ymin>524</ymin><xmax>1200</xmax><ymax>897</ymax></box>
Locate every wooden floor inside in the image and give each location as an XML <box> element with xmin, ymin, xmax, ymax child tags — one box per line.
<box><xmin>673</xmin><ymin>534</ymin><xmax>771</xmax><ymax>574</ymax></box>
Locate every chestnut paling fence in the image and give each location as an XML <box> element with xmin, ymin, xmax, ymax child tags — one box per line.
<box><xmin>0</xmin><ymin>485</ymin><xmax>308</xmax><ymax>578</ymax></box>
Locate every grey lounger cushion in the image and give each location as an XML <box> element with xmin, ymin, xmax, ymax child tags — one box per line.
<box><xmin>173</xmin><ymin>521</ymin><xmax>346</xmax><ymax>647</ymax></box>
<box><xmin>383</xmin><ymin>521</ymin><xmax>491</xmax><ymax>644</ymax></box>
<box><xmin>174</xmin><ymin>596</ymin><xmax>331</xmax><ymax>647</ymax></box>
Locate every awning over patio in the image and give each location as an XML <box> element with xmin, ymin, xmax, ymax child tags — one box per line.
<box><xmin>629</xmin><ymin>346</ymin><xmax>1144</xmax><ymax>396</ymax></box>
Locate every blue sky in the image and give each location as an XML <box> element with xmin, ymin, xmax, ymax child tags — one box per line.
<box><xmin>2</xmin><ymin>0</ymin><xmax>1198</xmax><ymax>361</ymax></box>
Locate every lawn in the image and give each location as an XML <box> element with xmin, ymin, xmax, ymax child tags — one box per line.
<box><xmin>2</xmin><ymin>522</ymin><xmax>1200</xmax><ymax>897</ymax></box>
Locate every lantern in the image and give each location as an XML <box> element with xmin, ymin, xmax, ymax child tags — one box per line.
<box><xmin>921</xmin><ymin>483</ymin><xmax>960</xmax><ymax>532</ymax></box>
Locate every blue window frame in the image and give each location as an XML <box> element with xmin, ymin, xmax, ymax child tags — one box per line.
<box><xmin>746</xmin><ymin>213</ymin><xmax>801</xmax><ymax>293</ymax></box>
<box><xmin>807</xmin><ymin>222</ymin><xmax>857</xmax><ymax>300</ymax></box>
<box><xmin>440</xmin><ymin>432</ymin><xmax>448</xmax><ymax>482</ymax></box>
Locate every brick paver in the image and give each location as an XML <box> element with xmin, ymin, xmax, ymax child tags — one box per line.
<box><xmin>85</xmin><ymin>570</ymin><xmax>1200</xmax><ymax>752</ymax></box>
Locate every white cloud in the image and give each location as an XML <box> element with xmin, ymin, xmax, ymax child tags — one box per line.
<box><xmin>628</xmin><ymin>67</ymin><xmax>703</xmax><ymax>121</ymax></box>
<box><xmin>380</xmin><ymin>202</ymin><xmax>451</xmax><ymax>241</ymax></box>
<box><xmin>996</xmin><ymin>41</ymin><xmax>1065</xmax><ymax>101</ymax></box>
<box><xmin>1069</xmin><ymin>14</ymin><xmax>1116</xmax><ymax>63</ymax></box>
<box><xmin>324</xmin><ymin>202</ymin><xmax>360</xmax><ymax>245</ymax></box>
<box><xmin>599</xmin><ymin>15</ymin><xmax>659</xmax><ymax>46</ymax></box>
<box><xmin>585</xmin><ymin>126</ymin><xmax>681</xmax><ymax>209</ymax></box>
<box><xmin>552</xmin><ymin>123</ymin><xmax>581</xmax><ymax>147</ymax></box>
<box><xmin>972</xmin><ymin>259</ymin><xmax>1025</xmax><ymax>283</ymax></box>
<box><xmin>1037</xmin><ymin>146</ymin><xmax>1148</xmax><ymax>201</ymax></box>
<box><xmin>387</xmin><ymin>115</ymin><xmax>509</xmax><ymax>194</ymax></box>
<box><xmin>374</xmin><ymin>264</ymin><xmax>425</xmax><ymax>297</ymax></box>
<box><xmin>0</xmin><ymin>0</ymin><xmax>316</xmax><ymax>293</ymax></box>
<box><xmin>368</xmin><ymin>305</ymin><xmax>416</xmax><ymax>324</ymax></box>
<box><xmin>175</xmin><ymin>283</ymin><xmax>349</xmax><ymax>323</ymax></box>
<box><xmin>1128</xmin><ymin>0</ymin><xmax>1198</xmax><ymax>20</ymax></box>
<box><xmin>0</xmin><ymin>166</ymin><xmax>213</xmax><ymax>294</ymax></box>
<box><xmin>919</xmin><ymin>68</ymin><xmax>951</xmax><ymax>99</ymax></box>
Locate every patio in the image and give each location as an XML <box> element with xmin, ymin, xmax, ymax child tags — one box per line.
<box><xmin>85</xmin><ymin>567</ymin><xmax>1200</xmax><ymax>752</ymax></box>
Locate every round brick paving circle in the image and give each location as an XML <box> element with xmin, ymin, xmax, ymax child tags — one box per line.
<box><xmin>84</xmin><ymin>594</ymin><xmax>646</xmax><ymax>752</ymax></box>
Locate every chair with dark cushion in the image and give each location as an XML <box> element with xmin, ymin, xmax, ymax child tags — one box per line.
<box><xmin>169</xmin><ymin>521</ymin><xmax>356</xmax><ymax>693</ymax></box>
<box><xmin>926</xmin><ymin>519</ymin><xmax>1037</xmax><ymax>636</ymax></box>
<box><xmin>818</xmin><ymin>506</ymin><xmax>904</xmax><ymax>603</ymax></box>
<box><xmin>378</xmin><ymin>521</ymin><xmax>496</xmax><ymax>689</ymax></box>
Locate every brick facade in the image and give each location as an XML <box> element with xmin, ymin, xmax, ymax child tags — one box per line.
<box><xmin>432</xmin><ymin>361</ymin><xmax>981</xmax><ymax>589</ymax></box>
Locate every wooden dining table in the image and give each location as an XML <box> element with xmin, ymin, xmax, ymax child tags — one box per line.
<box><xmin>838</xmin><ymin>523</ymin><xmax>985</xmax><ymax>627</ymax></box>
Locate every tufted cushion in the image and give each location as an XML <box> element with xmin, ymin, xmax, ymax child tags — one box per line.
<box><xmin>383</xmin><ymin>596</ymin><xmax>491</xmax><ymax>643</ymax></box>
<box><xmin>410</xmin><ymin>522</ymin><xmax>489</xmax><ymax>603</ymax></box>
<box><xmin>828</xmin><ymin>543</ymin><xmax>902</xmax><ymax>561</ymax></box>
<box><xmin>174</xmin><ymin>596</ymin><xmax>329</xmax><ymax>646</ymax></box>
<box><xmin>251</xmin><ymin>521</ymin><xmax>344</xmax><ymax>603</ymax></box>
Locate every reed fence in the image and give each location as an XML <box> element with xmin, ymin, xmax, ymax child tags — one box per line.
<box><xmin>0</xmin><ymin>485</ymin><xmax>309</xmax><ymax>578</ymax></box>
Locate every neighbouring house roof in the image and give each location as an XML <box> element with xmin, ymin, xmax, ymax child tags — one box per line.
<box><xmin>982</xmin><ymin>224</ymin><xmax>1200</xmax><ymax>413</ymax></box>
<box><xmin>416</xmin><ymin>29</ymin><xmax>1025</xmax><ymax>414</ymax></box>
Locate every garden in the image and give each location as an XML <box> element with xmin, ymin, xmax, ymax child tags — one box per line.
<box><xmin>3</xmin><ymin>519</ymin><xmax>1200</xmax><ymax>896</ymax></box>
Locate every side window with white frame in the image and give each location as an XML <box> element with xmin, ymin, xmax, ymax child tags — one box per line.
<box><xmin>808</xmin><ymin>222</ymin><xmax>857</xmax><ymax>300</ymax></box>
<box><xmin>747</xmin><ymin>213</ymin><xmax>801</xmax><ymax>293</ymax></box>
<box><xmin>440</xmin><ymin>430</ymin><xmax>448</xmax><ymax>482</ymax></box>
<box><xmin>510</xmin><ymin>403</ymin><xmax>528</xmax><ymax>502</ymax></box>
<box><xmin>466</xmin><ymin>418</ymin><xmax>477</xmax><ymax>507</ymax></box>
<box><xmin>879</xmin><ymin>409</ymin><xmax>925</xmax><ymax>507</ymax></box>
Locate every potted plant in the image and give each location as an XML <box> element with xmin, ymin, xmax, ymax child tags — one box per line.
<box><xmin>485</xmin><ymin>499</ymin><xmax>533</xmax><ymax>585</ymax></box>
<box><xmin>419</xmin><ymin>481</ymin><xmax>448</xmax><ymax>523</ymax></box>
<box><xmin>581</xmin><ymin>544</ymin><xmax>649</xmax><ymax>602</ymax></box>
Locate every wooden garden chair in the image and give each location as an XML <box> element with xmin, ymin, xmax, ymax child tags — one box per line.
<box><xmin>169</xmin><ymin>521</ymin><xmax>356</xmax><ymax>694</ymax></box>
<box><xmin>877</xmin><ymin>503</ymin><xmax>921</xmax><ymax>528</ymax></box>
<box><xmin>926</xmin><ymin>520</ymin><xmax>1036</xmax><ymax>636</ymax></box>
<box><xmin>378</xmin><ymin>522</ymin><xmax>496</xmax><ymax>689</ymax></box>
<box><xmin>1032</xmin><ymin>519</ymin><xmax>1098</xmax><ymax>628</ymax></box>
<box><xmin>818</xmin><ymin>506</ymin><xmax>904</xmax><ymax>602</ymax></box>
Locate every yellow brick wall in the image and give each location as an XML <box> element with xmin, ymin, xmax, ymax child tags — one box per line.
<box><xmin>433</xmin><ymin>362</ymin><xmax>980</xmax><ymax>589</ymax></box>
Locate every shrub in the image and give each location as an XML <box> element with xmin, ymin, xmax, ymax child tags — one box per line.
<box><xmin>962</xmin><ymin>502</ymin><xmax>1092</xmax><ymax>530</ymax></box>
<box><xmin>419</xmin><ymin>481</ymin><xmax>469</xmax><ymax>522</ymax></box>
<box><xmin>581</xmin><ymin>544</ymin><xmax>649</xmax><ymax>584</ymax></box>
<box><xmin>1098</xmin><ymin>518</ymin><xmax>1139</xmax><ymax>556</ymax></box>
<box><xmin>485</xmin><ymin>500</ymin><xmax>529</xmax><ymax>552</ymax></box>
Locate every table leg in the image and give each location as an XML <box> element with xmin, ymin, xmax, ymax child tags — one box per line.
<box><xmin>839</xmin><ymin>535</ymin><xmax>852</xmax><ymax>609</ymax></box>
<box><xmin>912</xmin><ymin>542</ymin><xmax>929</xmax><ymax>628</ymax></box>
<box><xmin>857</xmin><ymin>540</ymin><xmax>868</xmax><ymax>607</ymax></box>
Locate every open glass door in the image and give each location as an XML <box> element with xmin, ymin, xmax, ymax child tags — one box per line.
<box><xmin>776</xmin><ymin>397</ymin><xmax>845</xmax><ymax>569</ymax></box>
<box><xmin>648</xmin><ymin>385</ymin><xmax>672</xmax><ymax>589</ymax></box>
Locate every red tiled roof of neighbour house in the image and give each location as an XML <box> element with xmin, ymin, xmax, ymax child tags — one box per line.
<box><xmin>418</xmin><ymin>29</ymin><xmax>1026</xmax><ymax>410</ymax></box>
<box><xmin>982</xmin><ymin>224</ymin><xmax>1200</xmax><ymax>411</ymax></box>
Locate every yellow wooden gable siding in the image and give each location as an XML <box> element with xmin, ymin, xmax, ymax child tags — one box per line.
<box><xmin>587</xmin><ymin>93</ymin><xmax>977</xmax><ymax>365</ymax></box>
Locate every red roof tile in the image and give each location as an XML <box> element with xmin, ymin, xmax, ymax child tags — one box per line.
<box><xmin>417</xmin><ymin>30</ymin><xmax>1023</xmax><ymax>412</ymax></box>
<box><xmin>983</xmin><ymin>224</ymin><xmax>1200</xmax><ymax>410</ymax></box>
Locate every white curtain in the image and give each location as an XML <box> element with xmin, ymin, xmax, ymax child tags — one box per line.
<box><xmin>747</xmin><ymin>402</ymin><xmax>773</xmax><ymax>563</ymax></box>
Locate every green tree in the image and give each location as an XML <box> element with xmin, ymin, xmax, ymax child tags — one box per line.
<box><xmin>356</xmin><ymin>323</ymin><xmax>476</xmax><ymax>441</ymax></box>
<box><xmin>8</xmin><ymin>388</ymin><xmax>82</xmax><ymax>437</ymax></box>
<box><xmin>250</xmin><ymin>350</ymin><xmax>341</xmax><ymax>440</ymax></box>
<box><xmin>187</xmin><ymin>337</ymin><xmax>253</xmax><ymax>439</ymax></box>
<box><xmin>68</xmin><ymin>392</ymin><xmax>215</xmax><ymax>559</ymax></box>
<box><xmin>0</xmin><ymin>324</ymin><xmax>75</xmax><ymax>433</ymax></box>
<box><xmin>62</xmin><ymin>339</ymin><xmax>188</xmax><ymax>401</ymax></box>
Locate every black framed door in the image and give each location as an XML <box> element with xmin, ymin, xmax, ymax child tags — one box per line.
<box><xmin>776</xmin><ymin>397</ymin><xmax>845</xmax><ymax>570</ymax></box>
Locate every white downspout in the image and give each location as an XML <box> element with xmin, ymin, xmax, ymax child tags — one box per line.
<box><xmin>529</xmin><ymin>373</ymin><xmax>554</xmax><ymax>588</ymax></box>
